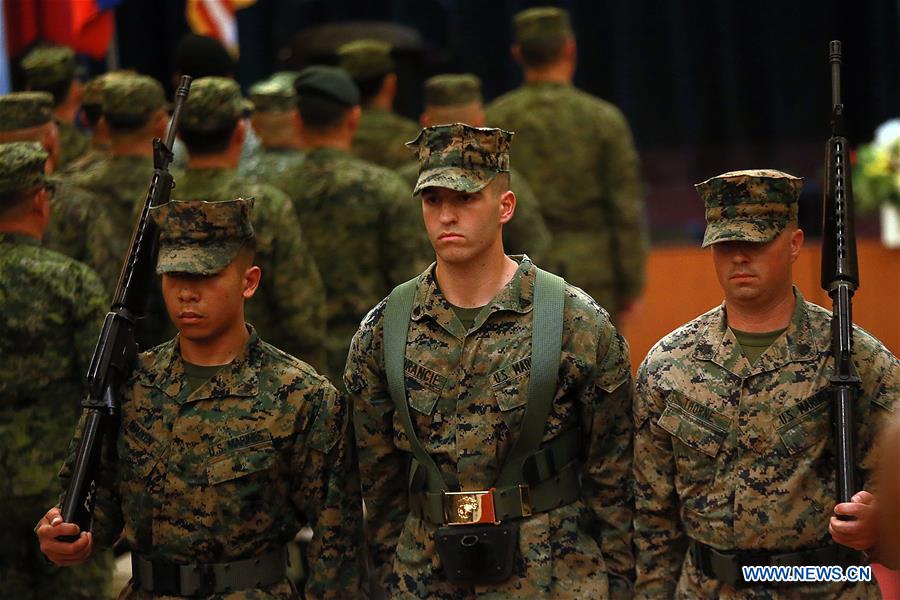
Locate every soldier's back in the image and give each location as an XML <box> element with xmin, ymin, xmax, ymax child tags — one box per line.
<box><xmin>240</xmin><ymin>147</ymin><xmax>306</xmax><ymax>195</ymax></box>
<box><xmin>55</xmin><ymin>119</ymin><xmax>90</xmax><ymax>170</ymax></box>
<box><xmin>351</xmin><ymin>108</ymin><xmax>421</xmax><ymax>169</ymax></box>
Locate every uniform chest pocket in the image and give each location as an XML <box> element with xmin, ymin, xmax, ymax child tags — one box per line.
<box><xmin>404</xmin><ymin>358</ymin><xmax>446</xmax><ymax>416</ymax></box>
<box><xmin>657</xmin><ymin>401</ymin><xmax>729</xmax><ymax>458</ymax></box>
<box><xmin>775</xmin><ymin>391</ymin><xmax>831</xmax><ymax>456</ymax></box>
<box><xmin>207</xmin><ymin>442</ymin><xmax>276</xmax><ymax>486</ymax></box>
<box><xmin>120</xmin><ymin>419</ymin><xmax>160</xmax><ymax>481</ymax></box>
<box><xmin>490</xmin><ymin>357</ymin><xmax>532</xmax><ymax>412</ymax></box>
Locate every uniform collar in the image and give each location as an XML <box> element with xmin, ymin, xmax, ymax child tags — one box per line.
<box><xmin>692</xmin><ymin>287</ymin><xmax>822</xmax><ymax>377</ymax></box>
<box><xmin>0</xmin><ymin>232</ymin><xmax>41</xmax><ymax>246</ymax></box>
<box><xmin>307</xmin><ymin>146</ymin><xmax>349</xmax><ymax>161</ymax></box>
<box><xmin>410</xmin><ymin>255</ymin><xmax>535</xmax><ymax>339</ymax></box>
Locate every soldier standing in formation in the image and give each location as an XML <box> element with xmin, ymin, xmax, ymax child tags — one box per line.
<box><xmin>487</xmin><ymin>7</ymin><xmax>648</xmax><ymax>326</ymax></box>
<box><xmin>633</xmin><ymin>170</ymin><xmax>899</xmax><ymax>597</ymax></box>
<box><xmin>346</xmin><ymin>124</ymin><xmax>635</xmax><ymax>598</ymax></box>
<box><xmin>37</xmin><ymin>198</ymin><xmax>365</xmax><ymax>599</ymax></box>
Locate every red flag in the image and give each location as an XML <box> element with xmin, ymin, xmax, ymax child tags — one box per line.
<box><xmin>185</xmin><ymin>0</ymin><xmax>256</xmax><ymax>56</ymax></box>
<box><xmin>4</xmin><ymin>0</ymin><xmax>120</xmax><ymax>60</ymax></box>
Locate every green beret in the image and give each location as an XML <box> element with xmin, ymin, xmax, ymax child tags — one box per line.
<box><xmin>337</xmin><ymin>39</ymin><xmax>395</xmax><ymax>80</ymax></box>
<box><xmin>21</xmin><ymin>45</ymin><xmax>77</xmax><ymax>90</ymax></box>
<box><xmin>424</xmin><ymin>74</ymin><xmax>483</xmax><ymax>107</ymax></box>
<box><xmin>0</xmin><ymin>92</ymin><xmax>54</xmax><ymax>131</ymax></box>
<box><xmin>295</xmin><ymin>66</ymin><xmax>360</xmax><ymax>107</ymax></box>
<box><xmin>406</xmin><ymin>124</ymin><xmax>512</xmax><ymax>195</ymax></box>
<box><xmin>0</xmin><ymin>142</ymin><xmax>48</xmax><ymax>195</ymax></box>
<box><xmin>696</xmin><ymin>169</ymin><xmax>803</xmax><ymax>247</ymax></box>
<box><xmin>514</xmin><ymin>7</ymin><xmax>573</xmax><ymax>42</ymax></box>
<box><xmin>181</xmin><ymin>77</ymin><xmax>253</xmax><ymax>133</ymax></box>
<box><xmin>101</xmin><ymin>74</ymin><xmax>167</xmax><ymax>124</ymax></box>
<box><xmin>248</xmin><ymin>72</ymin><xmax>299</xmax><ymax>112</ymax></box>
<box><xmin>151</xmin><ymin>198</ymin><xmax>255</xmax><ymax>275</ymax></box>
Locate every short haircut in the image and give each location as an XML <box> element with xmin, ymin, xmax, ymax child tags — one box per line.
<box><xmin>179</xmin><ymin>122</ymin><xmax>238</xmax><ymax>155</ymax></box>
<box><xmin>297</xmin><ymin>94</ymin><xmax>350</xmax><ymax>133</ymax></box>
<box><xmin>488</xmin><ymin>172</ymin><xmax>511</xmax><ymax>195</ymax></box>
<box><xmin>518</xmin><ymin>37</ymin><xmax>567</xmax><ymax>69</ymax></box>
<box><xmin>0</xmin><ymin>186</ymin><xmax>39</xmax><ymax>219</ymax></box>
<box><xmin>44</xmin><ymin>78</ymin><xmax>74</xmax><ymax>106</ymax></box>
<box><xmin>234</xmin><ymin>236</ymin><xmax>257</xmax><ymax>270</ymax></box>
<box><xmin>82</xmin><ymin>104</ymin><xmax>103</xmax><ymax>128</ymax></box>
<box><xmin>105</xmin><ymin>112</ymin><xmax>156</xmax><ymax>134</ymax></box>
<box><xmin>355</xmin><ymin>73</ymin><xmax>388</xmax><ymax>105</ymax></box>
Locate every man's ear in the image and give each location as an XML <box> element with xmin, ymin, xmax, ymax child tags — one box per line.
<box><xmin>511</xmin><ymin>44</ymin><xmax>523</xmax><ymax>66</ymax></box>
<box><xmin>382</xmin><ymin>72</ymin><xmax>398</xmax><ymax>100</ymax></box>
<box><xmin>233</xmin><ymin>118</ymin><xmax>247</xmax><ymax>147</ymax></box>
<box><xmin>499</xmin><ymin>190</ymin><xmax>516</xmax><ymax>225</ymax></box>
<box><xmin>242</xmin><ymin>265</ymin><xmax>262</xmax><ymax>299</ymax></box>
<box><xmin>346</xmin><ymin>105</ymin><xmax>362</xmax><ymax>133</ymax></box>
<box><xmin>790</xmin><ymin>227</ymin><xmax>804</xmax><ymax>263</ymax></box>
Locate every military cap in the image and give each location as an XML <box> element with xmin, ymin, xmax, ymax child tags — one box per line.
<box><xmin>295</xmin><ymin>66</ymin><xmax>360</xmax><ymax>107</ymax></box>
<box><xmin>101</xmin><ymin>74</ymin><xmax>167</xmax><ymax>124</ymax></box>
<box><xmin>696</xmin><ymin>169</ymin><xmax>803</xmax><ymax>247</ymax></box>
<box><xmin>248</xmin><ymin>72</ymin><xmax>299</xmax><ymax>112</ymax></box>
<box><xmin>0</xmin><ymin>142</ymin><xmax>48</xmax><ymax>195</ymax></box>
<box><xmin>151</xmin><ymin>198</ymin><xmax>255</xmax><ymax>275</ymax></box>
<box><xmin>0</xmin><ymin>92</ymin><xmax>54</xmax><ymax>131</ymax></box>
<box><xmin>21</xmin><ymin>45</ymin><xmax>77</xmax><ymax>89</ymax></box>
<box><xmin>424</xmin><ymin>74</ymin><xmax>483</xmax><ymax>107</ymax></box>
<box><xmin>514</xmin><ymin>7</ymin><xmax>573</xmax><ymax>42</ymax></box>
<box><xmin>406</xmin><ymin>124</ymin><xmax>512</xmax><ymax>195</ymax></box>
<box><xmin>337</xmin><ymin>39</ymin><xmax>395</xmax><ymax>80</ymax></box>
<box><xmin>181</xmin><ymin>76</ymin><xmax>253</xmax><ymax>132</ymax></box>
<box><xmin>82</xmin><ymin>70</ymin><xmax>136</xmax><ymax>108</ymax></box>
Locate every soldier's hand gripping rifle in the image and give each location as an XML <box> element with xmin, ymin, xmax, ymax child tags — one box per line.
<box><xmin>58</xmin><ymin>76</ymin><xmax>192</xmax><ymax>539</ymax></box>
<box><xmin>821</xmin><ymin>41</ymin><xmax>860</xmax><ymax>512</ymax></box>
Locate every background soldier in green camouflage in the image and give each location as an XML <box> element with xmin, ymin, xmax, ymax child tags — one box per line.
<box><xmin>396</xmin><ymin>73</ymin><xmax>552</xmax><ymax>261</ymax></box>
<box><xmin>239</xmin><ymin>71</ymin><xmax>307</xmax><ymax>183</ymax></box>
<box><xmin>633</xmin><ymin>169</ymin><xmax>899</xmax><ymax>598</ymax></box>
<box><xmin>0</xmin><ymin>91</ymin><xmax>118</xmax><ymax>291</ymax></box>
<box><xmin>38</xmin><ymin>198</ymin><xmax>365</xmax><ymax>599</ymax></box>
<box><xmin>486</xmin><ymin>7</ymin><xmax>648</xmax><ymax>326</ymax></box>
<box><xmin>338</xmin><ymin>39</ymin><xmax>421</xmax><ymax>169</ymax></box>
<box><xmin>346</xmin><ymin>124</ymin><xmax>634</xmax><ymax>598</ymax></box>
<box><xmin>272</xmin><ymin>66</ymin><xmax>426</xmax><ymax>380</ymax></box>
<box><xmin>175</xmin><ymin>76</ymin><xmax>327</xmax><ymax>370</ymax></box>
<box><xmin>20</xmin><ymin>44</ymin><xmax>90</xmax><ymax>169</ymax></box>
<box><xmin>0</xmin><ymin>142</ymin><xmax>113</xmax><ymax>599</ymax></box>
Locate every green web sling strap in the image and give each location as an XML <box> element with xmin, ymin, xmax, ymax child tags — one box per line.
<box><xmin>383</xmin><ymin>267</ymin><xmax>582</xmax><ymax>525</ymax></box>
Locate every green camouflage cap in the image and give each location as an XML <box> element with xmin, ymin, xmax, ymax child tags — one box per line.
<box><xmin>21</xmin><ymin>45</ymin><xmax>77</xmax><ymax>89</ymax></box>
<box><xmin>248</xmin><ymin>72</ymin><xmax>299</xmax><ymax>112</ymax></box>
<box><xmin>152</xmin><ymin>198</ymin><xmax>255</xmax><ymax>275</ymax></box>
<box><xmin>337</xmin><ymin>39</ymin><xmax>395</xmax><ymax>80</ymax></box>
<box><xmin>101</xmin><ymin>74</ymin><xmax>167</xmax><ymax>123</ymax></box>
<box><xmin>82</xmin><ymin>70</ymin><xmax>137</xmax><ymax>108</ymax></box>
<box><xmin>514</xmin><ymin>7</ymin><xmax>573</xmax><ymax>42</ymax></box>
<box><xmin>0</xmin><ymin>92</ymin><xmax>54</xmax><ymax>131</ymax></box>
<box><xmin>424</xmin><ymin>74</ymin><xmax>483</xmax><ymax>107</ymax></box>
<box><xmin>295</xmin><ymin>66</ymin><xmax>360</xmax><ymax>107</ymax></box>
<box><xmin>181</xmin><ymin>76</ymin><xmax>253</xmax><ymax>133</ymax></box>
<box><xmin>0</xmin><ymin>142</ymin><xmax>48</xmax><ymax>195</ymax></box>
<box><xmin>696</xmin><ymin>169</ymin><xmax>803</xmax><ymax>247</ymax></box>
<box><xmin>406</xmin><ymin>123</ymin><xmax>512</xmax><ymax>195</ymax></box>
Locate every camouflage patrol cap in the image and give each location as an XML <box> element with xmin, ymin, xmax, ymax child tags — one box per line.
<box><xmin>337</xmin><ymin>39</ymin><xmax>395</xmax><ymax>80</ymax></box>
<box><xmin>696</xmin><ymin>169</ymin><xmax>803</xmax><ymax>247</ymax></box>
<box><xmin>82</xmin><ymin>70</ymin><xmax>137</xmax><ymax>109</ymax></box>
<box><xmin>406</xmin><ymin>123</ymin><xmax>512</xmax><ymax>195</ymax></box>
<box><xmin>294</xmin><ymin>66</ymin><xmax>360</xmax><ymax>107</ymax></box>
<box><xmin>0</xmin><ymin>92</ymin><xmax>54</xmax><ymax>131</ymax></box>
<box><xmin>101</xmin><ymin>74</ymin><xmax>167</xmax><ymax>124</ymax></box>
<box><xmin>514</xmin><ymin>7</ymin><xmax>573</xmax><ymax>42</ymax></box>
<box><xmin>21</xmin><ymin>45</ymin><xmax>77</xmax><ymax>89</ymax></box>
<box><xmin>151</xmin><ymin>198</ymin><xmax>255</xmax><ymax>275</ymax></box>
<box><xmin>181</xmin><ymin>76</ymin><xmax>253</xmax><ymax>133</ymax></box>
<box><xmin>0</xmin><ymin>142</ymin><xmax>48</xmax><ymax>195</ymax></box>
<box><xmin>424</xmin><ymin>74</ymin><xmax>483</xmax><ymax>107</ymax></box>
<box><xmin>248</xmin><ymin>72</ymin><xmax>298</xmax><ymax>112</ymax></box>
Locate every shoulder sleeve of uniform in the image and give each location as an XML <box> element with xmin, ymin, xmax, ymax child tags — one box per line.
<box><xmin>305</xmin><ymin>381</ymin><xmax>346</xmax><ymax>454</ymax></box>
<box><xmin>852</xmin><ymin>326</ymin><xmax>900</xmax><ymax>413</ymax></box>
<box><xmin>343</xmin><ymin>298</ymin><xmax>388</xmax><ymax>394</ymax></box>
<box><xmin>564</xmin><ymin>284</ymin><xmax>631</xmax><ymax>393</ymax></box>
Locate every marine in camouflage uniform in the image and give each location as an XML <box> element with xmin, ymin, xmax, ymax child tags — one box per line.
<box><xmin>45</xmin><ymin>198</ymin><xmax>365</xmax><ymax>598</ymax></box>
<box><xmin>346</xmin><ymin>124</ymin><xmax>634</xmax><ymax>598</ymax></box>
<box><xmin>485</xmin><ymin>7</ymin><xmax>648</xmax><ymax>324</ymax></box>
<box><xmin>338</xmin><ymin>39</ymin><xmax>421</xmax><ymax>169</ymax></box>
<box><xmin>396</xmin><ymin>73</ymin><xmax>552</xmax><ymax>261</ymax></box>
<box><xmin>176</xmin><ymin>76</ymin><xmax>327</xmax><ymax>370</ymax></box>
<box><xmin>0</xmin><ymin>142</ymin><xmax>112</xmax><ymax>599</ymax></box>
<box><xmin>20</xmin><ymin>44</ymin><xmax>89</xmax><ymax>169</ymax></box>
<box><xmin>282</xmin><ymin>66</ymin><xmax>427</xmax><ymax>380</ymax></box>
<box><xmin>633</xmin><ymin>170</ymin><xmax>900</xmax><ymax>598</ymax></box>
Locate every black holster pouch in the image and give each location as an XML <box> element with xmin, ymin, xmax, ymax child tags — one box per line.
<box><xmin>435</xmin><ymin>522</ymin><xmax>519</xmax><ymax>583</ymax></box>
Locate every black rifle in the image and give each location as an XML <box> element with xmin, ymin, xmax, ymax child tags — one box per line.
<box><xmin>59</xmin><ymin>76</ymin><xmax>192</xmax><ymax>538</ymax></box>
<box><xmin>821</xmin><ymin>41</ymin><xmax>860</xmax><ymax>510</ymax></box>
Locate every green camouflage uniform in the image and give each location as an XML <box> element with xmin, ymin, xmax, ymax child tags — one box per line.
<box><xmin>485</xmin><ymin>8</ymin><xmax>647</xmax><ymax>323</ymax></box>
<box><xmin>345</xmin><ymin>125</ymin><xmax>635</xmax><ymax>599</ymax></box>
<box><xmin>0</xmin><ymin>142</ymin><xmax>112</xmax><ymax>599</ymax></box>
<box><xmin>60</xmin><ymin>198</ymin><xmax>365</xmax><ymax>599</ymax></box>
<box><xmin>20</xmin><ymin>45</ymin><xmax>89</xmax><ymax>169</ymax></box>
<box><xmin>633</xmin><ymin>170</ymin><xmax>900</xmax><ymax>599</ymax></box>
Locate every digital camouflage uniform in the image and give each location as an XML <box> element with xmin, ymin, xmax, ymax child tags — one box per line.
<box><xmin>20</xmin><ymin>44</ymin><xmax>89</xmax><ymax>169</ymax></box>
<box><xmin>345</xmin><ymin>125</ymin><xmax>635</xmax><ymax>599</ymax></box>
<box><xmin>338</xmin><ymin>39</ymin><xmax>422</xmax><ymax>169</ymax></box>
<box><xmin>59</xmin><ymin>199</ymin><xmax>365</xmax><ymax>599</ymax></box>
<box><xmin>633</xmin><ymin>170</ymin><xmax>900</xmax><ymax>599</ymax></box>
<box><xmin>0</xmin><ymin>142</ymin><xmax>112</xmax><ymax>599</ymax></box>
<box><xmin>485</xmin><ymin>8</ymin><xmax>648</xmax><ymax>324</ymax></box>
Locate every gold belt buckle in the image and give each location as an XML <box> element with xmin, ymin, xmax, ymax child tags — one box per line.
<box><xmin>443</xmin><ymin>489</ymin><xmax>499</xmax><ymax>526</ymax></box>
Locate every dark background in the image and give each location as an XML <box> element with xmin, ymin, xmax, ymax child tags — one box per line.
<box><xmin>109</xmin><ymin>0</ymin><xmax>900</xmax><ymax>241</ymax></box>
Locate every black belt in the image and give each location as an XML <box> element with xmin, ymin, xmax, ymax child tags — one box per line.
<box><xmin>131</xmin><ymin>548</ymin><xmax>286</xmax><ymax>596</ymax></box>
<box><xmin>690</xmin><ymin>539</ymin><xmax>860</xmax><ymax>588</ymax></box>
